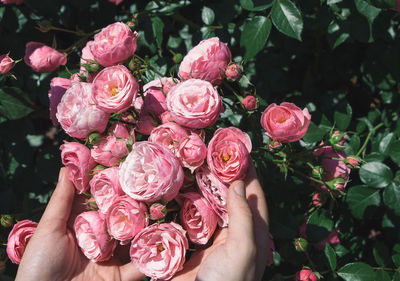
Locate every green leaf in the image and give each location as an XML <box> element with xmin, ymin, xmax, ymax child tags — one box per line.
<box><xmin>240</xmin><ymin>0</ymin><xmax>273</xmax><ymax>11</ymax></box>
<box><xmin>346</xmin><ymin>185</ymin><xmax>380</xmax><ymax>219</ymax></box>
<box><xmin>271</xmin><ymin>0</ymin><xmax>303</xmax><ymax>41</ymax></box>
<box><xmin>393</xmin><ymin>254</ymin><xmax>400</xmax><ymax>267</ymax></box>
<box><xmin>359</xmin><ymin>162</ymin><xmax>393</xmax><ymax>188</ymax></box>
<box><xmin>0</xmin><ymin>87</ymin><xmax>34</xmax><ymax>120</ymax></box>
<box><xmin>240</xmin><ymin>16</ymin><xmax>271</xmax><ymax>61</ymax></box>
<box><xmin>354</xmin><ymin>0</ymin><xmax>381</xmax><ymax>25</ymax></box>
<box><xmin>151</xmin><ymin>16</ymin><xmax>164</xmax><ymax>49</ymax></box>
<box><xmin>383</xmin><ymin>183</ymin><xmax>400</xmax><ymax>215</ymax></box>
<box><xmin>379</xmin><ymin>133</ymin><xmax>394</xmax><ymax>156</ymax></box>
<box><xmin>389</xmin><ymin>141</ymin><xmax>400</xmax><ymax>166</ymax></box>
<box><xmin>325</xmin><ymin>243</ymin><xmax>337</xmax><ymax>270</ymax></box>
<box><xmin>373</xmin><ymin>241</ymin><xmax>389</xmax><ymax>267</ymax></box>
<box><xmin>303</xmin><ymin>122</ymin><xmax>330</xmax><ymax>143</ymax></box>
<box><xmin>334</xmin><ymin>104</ymin><xmax>352</xmax><ymax>130</ymax></box>
<box><xmin>307</xmin><ymin>209</ymin><xmax>333</xmax><ymax>243</ymax></box>
<box><xmin>394</xmin><ymin>271</ymin><xmax>400</xmax><ymax>281</ymax></box>
<box><xmin>337</xmin><ymin>262</ymin><xmax>376</xmax><ymax>281</ymax></box>
<box><xmin>201</xmin><ymin>6</ymin><xmax>215</xmax><ymax>25</ymax></box>
<box><xmin>375</xmin><ymin>270</ymin><xmax>391</xmax><ymax>281</ymax></box>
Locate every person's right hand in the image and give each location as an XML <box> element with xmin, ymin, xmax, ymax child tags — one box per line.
<box><xmin>173</xmin><ymin>163</ymin><xmax>270</xmax><ymax>281</ymax></box>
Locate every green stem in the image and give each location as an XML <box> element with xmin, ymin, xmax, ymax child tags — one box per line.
<box><xmin>373</xmin><ymin>266</ymin><xmax>400</xmax><ymax>271</ymax></box>
<box><xmin>288</xmin><ymin>167</ymin><xmax>325</xmax><ymax>185</ymax></box>
<box><xmin>133</xmin><ymin>54</ymin><xmax>164</xmax><ymax>77</ymax></box>
<box><xmin>355</xmin><ymin>122</ymin><xmax>384</xmax><ymax>157</ymax></box>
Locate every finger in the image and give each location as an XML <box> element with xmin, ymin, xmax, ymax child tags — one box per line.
<box><xmin>226</xmin><ymin>180</ymin><xmax>255</xmax><ymax>251</ymax></box>
<box><xmin>39</xmin><ymin>168</ymin><xmax>75</xmax><ymax>229</ymax></box>
<box><xmin>119</xmin><ymin>262</ymin><xmax>146</xmax><ymax>281</ymax></box>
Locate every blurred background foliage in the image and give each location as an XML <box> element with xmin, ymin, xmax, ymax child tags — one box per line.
<box><xmin>1</xmin><ymin>0</ymin><xmax>400</xmax><ymax>280</ymax></box>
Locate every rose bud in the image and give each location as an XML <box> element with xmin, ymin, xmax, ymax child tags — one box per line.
<box><xmin>166</xmin><ymin>79</ymin><xmax>223</xmax><ymax>129</ymax></box>
<box><xmin>84</xmin><ymin>197</ymin><xmax>98</xmax><ymax>211</ymax></box>
<box><xmin>90</xmin><ymin>22</ymin><xmax>138</xmax><ymax>67</ymax></box>
<box><xmin>293</xmin><ymin>237</ymin><xmax>308</xmax><ymax>252</ymax></box>
<box><xmin>48</xmin><ymin>77</ymin><xmax>71</xmax><ymax>126</ymax></box>
<box><xmin>92</xmin><ymin>65</ymin><xmax>139</xmax><ymax>113</ymax></box>
<box><xmin>179</xmin><ymin>37</ymin><xmax>231</xmax><ymax>85</ymax></box>
<box><xmin>0</xmin><ymin>54</ymin><xmax>14</xmax><ymax>74</ymax></box>
<box><xmin>119</xmin><ymin>141</ymin><xmax>184</xmax><ymax>203</ymax></box>
<box><xmin>149</xmin><ymin>122</ymin><xmax>189</xmax><ymax>154</ymax></box>
<box><xmin>130</xmin><ymin>222</ymin><xmax>189</xmax><ymax>280</ymax></box>
<box><xmin>311</xmin><ymin>166</ymin><xmax>324</xmax><ymax>180</ymax></box>
<box><xmin>295</xmin><ymin>269</ymin><xmax>318</xmax><ymax>281</ymax></box>
<box><xmin>24</xmin><ymin>42</ymin><xmax>67</xmax><ymax>73</ymax></box>
<box><xmin>173</xmin><ymin>53</ymin><xmax>183</xmax><ymax>64</ymax></box>
<box><xmin>74</xmin><ymin>211</ymin><xmax>117</xmax><ymax>262</ymax></box>
<box><xmin>196</xmin><ymin>165</ymin><xmax>229</xmax><ymax>227</ymax></box>
<box><xmin>1</xmin><ymin>215</ymin><xmax>13</xmax><ymax>228</ymax></box>
<box><xmin>346</xmin><ymin>156</ymin><xmax>359</xmax><ymax>167</ymax></box>
<box><xmin>177</xmin><ymin>133</ymin><xmax>207</xmax><ymax>173</ymax></box>
<box><xmin>207</xmin><ymin>127</ymin><xmax>252</xmax><ymax>184</ymax></box>
<box><xmin>225</xmin><ymin>63</ymin><xmax>241</xmax><ymax>81</ymax></box>
<box><xmin>242</xmin><ymin>95</ymin><xmax>258</xmax><ymax>110</ymax></box>
<box><xmin>60</xmin><ymin>142</ymin><xmax>97</xmax><ymax>194</ymax></box>
<box><xmin>6</xmin><ymin>220</ymin><xmax>38</xmax><ymax>264</ymax></box>
<box><xmin>149</xmin><ymin>203</ymin><xmax>167</xmax><ymax>220</ymax></box>
<box><xmin>56</xmin><ymin>82</ymin><xmax>109</xmax><ymax>139</ymax></box>
<box><xmin>180</xmin><ymin>192</ymin><xmax>217</xmax><ymax>245</ymax></box>
<box><xmin>106</xmin><ymin>196</ymin><xmax>149</xmax><ymax>244</ymax></box>
<box><xmin>261</xmin><ymin>102</ymin><xmax>311</xmax><ymax>143</ymax></box>
<box><xmin>312</xmin><ymin>192</ymin><xmax>326</xmax><ymax>207</ymax></box>
<box><xmin>268</xmin><ymin>140</ymin><xmax>282</xmax><ymax>151</ymax></box>
<box><xmin>90</xmin><ymin>167</ymin><xmax>125</xmax><ymax>214</ymax></box>
<box><xmin>1</xmin><ymin>0</ymin><xmax>23</xmax><ymax>4</ymax></box>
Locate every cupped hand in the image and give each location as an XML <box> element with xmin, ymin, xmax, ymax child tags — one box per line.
<box><xmin>173</xmin><ymin>163</ymin><xmax>270</xmax><ymax>281</ymax></box>
<box><xmin>15</xmin><ymin>168</ymin><xmax>144</xmax><ymax>281</ymax></box>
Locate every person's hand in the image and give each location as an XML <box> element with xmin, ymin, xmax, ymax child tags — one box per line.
<box><xmin>15</xmin><ymin>168</ymin><xmax>144</xmax><ymax>281</ymax></box>
<box><xmin>173</xmin><ymin>163</ymin><xmax>270</xmax><ymax>281</ymax></box>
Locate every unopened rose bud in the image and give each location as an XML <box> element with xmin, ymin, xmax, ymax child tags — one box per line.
<box><xmin>329</xmin><ymin>130</ymin><xmax>347</xmax><ymax>151</ymax></box>
<box><xmin>82</xmin><ymin>60</ymin><xmax>100</xmax><ymax>73</ymax></box>
<box><xmin>242</xmin><ymin>95</ymin><xmax>258</xmax><ymax>110</ymax></box>
<box><xmin>1</xmin><ymin>215</ymin><xmax>13</xmax><ymax>228</ymax></box>
<box><xmin>149</xmin><ymin>203</ymin><xmax>166</xmax><ymax>220</ymax></box>
<box><xmin>88</xmin><ymin>132</ymin><xmax>102</xmax><ymax>144</ymax></box>
<box><xmin>225</xmin><ymin>63</ymin><xmax>241</xmax><ymax>81</ymax></box>
<box><xmin>268</xmin><ymin>140</ymin><xmax>282</xmax><ymax>151</ymax></box>
<box><xmin>295</xmin><ymin>269</ymin><xmax>318</xmax><ymax>281</ymax></box>
<box><xmin>173</xmin><ymin>53</ymin><xmax>183</xmax><ymax>64</ymax></box>
<box><xmin>85</xmin><ymin>197</ymin><xmax>98</xmax><ymax>211</ymax></box>
<box><xmin>312</xmin><ymin>166</ymin><xmax>324</xmax><ymax>180</ymax></box>
<box><xmin>325</xmin><ymin>177</ymin><xmax>346</xmax><ymax>192</ymax></box>
<box><xmin>347</xmin><ymin>156</ymin><xmax>359</xmax><ymax>167</ymax></box>
<box><xmin>0</xmin><ymin>54</ymin><xmax>14</xmax><ymax>74</ymax></box>
<box><xmin>312</xmin><ymin>192</ymin><xmax>325</xmax><ymax>207</ymax></box>
<box><xmin>293</xmin><ymin>238</ymin><xmax>308</xmax><ymax>252</ymax></box>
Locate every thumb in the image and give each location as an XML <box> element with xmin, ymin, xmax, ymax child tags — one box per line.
<box><xmin>226</xmin><ymin>180</ymin><xmax>255</xmax><ymax>248</ymax></box>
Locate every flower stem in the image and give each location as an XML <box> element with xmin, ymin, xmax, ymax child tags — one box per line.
<box><xmin>355</xmin><ymin>122</ymin><xmax>384</xmax><ymax>157</ymax></box>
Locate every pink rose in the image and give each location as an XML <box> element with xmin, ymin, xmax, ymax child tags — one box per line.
<box><xmin>92</xmin><ymin>65</ymin><xmax>139</xmax><ymax>113</ymax></box>
<box><xmin>106</xmin><ymin>195</ymin><xmax>149</xmax><ymax>244</ymax></box>
<box><xmin>178</xmin><ymin>37</ymin><xmax>231</xmax><ymax>85</ymax></box>
<box><xmin>225</xmin><ymin>63</ymin><xmax>241</xmax><ymax>81</ymax></box>
<box><xmin>166</xmin><ymin>79</ymin><xmax>222</xmax><ymax>129</ymax></box>
<box><xmin>119</xmin><ymin>141</ymin><xmax>184</xmax><ymax>202</ymax></box>
<box><xmin>81</xmin><ymin>40</ymin><xmax>95</xmax><ymax>65</ymax></box>
<box><xmin>6</xmin><ymin>220</ymin><xmax>38</xmax><ymax>264</ymax></box>
<box><xmin>89</xmin><ymin>167</ymin><xmax>125</xmax><ymax>214</ymax></box>
<box><xmin>242</xmin><ymin>95</ymin><xmax>258</xmax><ymax>110</ymax></box>
<box><xmin>177</xmin><ymin>133</ymin><xmax>207</xmax><ymax>172</ymax></box>
<box><xmin>130</xmin><ymin>222</ymin><xmax>189</xmax><ymax>280</ymax></box>
<box><xmin>180</xmin><ymin>192</ymin><xmax>217</xmax><ymax>245</ymax></box>
<box><xmin>143</xmin><ymin>78</ymin><xmax>177</xmax><ymax>115</ymax></box>
<box><xmin>1</xmin><ymin>0</ymin><xmax>23</xmax><ymax>4</ymax></box>
<box><xmin>295</xmin><ymin>269</ymin><xmax>318</xmax><ymax>281</ymax></box>
<box><xmin>48</xmin><ymin>77</ymin><xmax>71</xmax><ymax>126</ymax></box>
<box><xmin>90</xmin><ymin>22</ymin><xmax>138</xmax><ymax>67</ymax></box>
<box><xmin>0</xmin><ymin>54</ymin><xmax>14</xmax><ymax>74</ymax></box>
<box><xmin>108</xmin><ymin>0</ymin><xmax>124</xmax><ymax>5</ymax></box>
<box><xmin>160</xmin><ymin>111</ymin><xmax>173</xmax><ymax>124</ymax></box>
<box><xmin>149</xmin><ymin>122</ymin><xmax>189</xmax><ymax>154</ymax></box>
<box><xmin>56</xmin><ymin>82</ymin><xmax>109</xmax><ymax>139</ymax></box>
<box><xmin>91</xmin><ymin>122</ymin><xmax>133</xmax><ymax>167</ymax></box>
<box><xmin>74</xmin><ymin>211</ymin><xmax>117</xmax><ymax>262</ymax></box>
<box><xmin>136</xmin><ymin>112</ymin><xmax>157</xmax><ymax>135</ymax></box>
<box><xmin>196</xmin><ymin>165</ymin><xmax>229</xmax><ymax>227</ymax></box>
<box><xmin>261</xmin><ymin>102</ymin><xmax>311</xmax><ymax>143</ymax></box>
<box><xmin>24</xmin><ymin>42</ymin><xmax>67</xmax><ymax>73</ymax></box>
<box><xmin>149</xmin><ymin>203</ymin><xmax>166</xmax><ymax>220</ymax></box>
<box><xmin>207</xmin><ymin>127</ymin><xmax>252</xmax><ymax>184</ymax></box>
<box><xmin>60</xmin><ymin>142</ymin><xmax>96</xmax><ymax>194</ymax></box>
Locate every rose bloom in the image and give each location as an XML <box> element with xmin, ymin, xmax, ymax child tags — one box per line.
<box><xmin>74</xmin><ymin>211</ymin><xmax>117</xmax><ymax>262</ymax></box>
<box><xmin>149</xmin><ymin>122</ymin><xmax>188</xmax><ymax>154</ymax></box>
<box><xmin>196</xmin><ymin>165</ymin><xmax>229</xmax><ymax>227</ymax></box>
<box><xmin>24</xmin><ymin>42</ymin><xmax>67</xmax><ymax>73</ymax></box>
<box><xmin>130</xmin><ymin>222</ymin><xmax>189</xmax><ymax>280</ymax></box>
<box><xmin>136</xmin><ymin>112</ymin><xmax>157</xmax><ymax>135</ymax></box>
<box><xmin>1</xmin><ymin>0</ymin><xmax>23</xmax><ymax>4</ymax></box>
<box><xmin>180</xmin><ymin>192</ymin><xmax>217</xmax><ymax>245</ymax></box>
<box><xmin>90</xmin><ymin>22</ymin><xmax>138</xmax><ymax>67</ymax></box>
<box><xmin>91</xmin><ymin>122</ymin><xmax>133</xmax><ymax>167</ymax></box>
<box><xmin>143</xmin><ymin>78</ymin><xmax>177</xmax><ymax>116</ymax></box>
<box><xmin>48</xmin><ymin>77</ymin><xmax>71</xmax><ymax>126</ymax></box>
<box><xmin>261</xmin><ymin>102</ymin><xmax>311</xmax><ymax>143</ymax></box>
<box><xmin>119</xmin><ymin>141</ymin><xmax>184</xmax><ymax>203</ymax></box>
<box><xmin>6</xmin><ymin>220</ymin><xmax>38</xmax><ymax>264</ymax></box>
<box><xmin>225</xmin><ymin>63</ymin><xmax>241</xmax><ymax>81</ymax></box>
<box><xmin>242</xmin><ymin>95</ymin><xmax>257</xmax><ymax>110</ymax></box>
<box><xmin>178</xmin><ymin>37</ymin><xmax>231</xmax><ymax>85</ymax></box>
<box><xmin>207</xmin><ymin>127</ymin><xmax>252</xmax><ymax>184</ymax></box>
<box><xmin>177</xmin><ymin>133</ymin><xmax>207</xmax><ymax>172</ymax></box>
<box><xmin>89</xmin><ymin>167</ymin><xmax>125</xmax><ymax>214</ymax></box>
<box><xmin>106</xmin><ymin>195</ymin><xmax>149</xmax><ymax>244</ymax></box>
<box><xmin>92</xmin><ymin>65</ymin><xmax>139</xmax><ymax>113</ymax></box>
<box><xmin>166</xmin><ymin>79</ymin><xmax>222</xmax><ymax>129</ymax></box>
<box><xmin>57</xmin><ymin>82</ymin><xmax>109</xmax><ymax>139</ymax></box>
<box><xmin>160</xmin><ymin>111</ymin><xmax>173</xmax><ymax>124</ymax></box>
<box><xmin>60</xmin><ymin>142</ymin><xmax>97</xmax><ymax>194</ymax></box>
<box><xmin>295</xmin><ymin>269</ymin><xmax>318</xmax><ymax>281</ymax></box>
<box><xmin>150</xmin><ymin>203</ymin><xmax>166</xmax><ymax>220</ymax></box>
<box><xmin>0</xmin><ymin>54</ymin><xmax>14</xmax><ymax>74</ymax></box>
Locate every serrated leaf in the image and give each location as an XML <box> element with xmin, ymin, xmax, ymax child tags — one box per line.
<box><xmin>383</xmin><ymin>183</ymin><xmax>400</xmax><ymax>215</ymax></box>
<box><xmin>271</xmin><ymin>0</ymin><xmax>303</xmax><ymax>41</ymax></box>
<box><xmin>151</xmin><ymin>16</ymin><xmax>164</xmax><ymax>49</ymax></box>
<box><xmin>240</xmin><ymin>16</ymin><xmax>271</xmax><ymax>61</ymax></box>
<box><xmin>0</xmin><ymin>87</ymin><xmax>34</xmax><ymax>120</ymax></box>
<box><xmin>346</xmin><ymin>185</ymin><xmax>380</xmax><ymax>219</ymax></box>
<box><xmin>337</xmin><ymin>262</ymin><xmax>376</xmax><ymax>281</ymax></box>
<box><xmin>201</xmin><ymin>6</ymin><xmax>215</xmax><ymax>25</ymax></box>
<box><xmin>359</xmin><ymin>162</ymin><xmax>393</xmax><ymax>188</ymax></box>
<box><xmin>325</xmin><ymin>243</ymin><xmax>337</xmax><ymax>270</ymax></box>
<box><xmin>379</xmin><ymin>133</ymin><xmax>394</xmax><ymax>156</ymax></box>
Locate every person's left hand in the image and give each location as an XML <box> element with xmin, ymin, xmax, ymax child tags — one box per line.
<box><xmin>15</xmin><ymin>168</ymin><xmax>144</xmax><ymax>281</ymax></box>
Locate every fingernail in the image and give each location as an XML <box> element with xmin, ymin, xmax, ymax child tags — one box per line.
<box><xmin>234</xmin><ymin>182</ymin><xmax>245</xmax><ymax>197</ymax></box>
